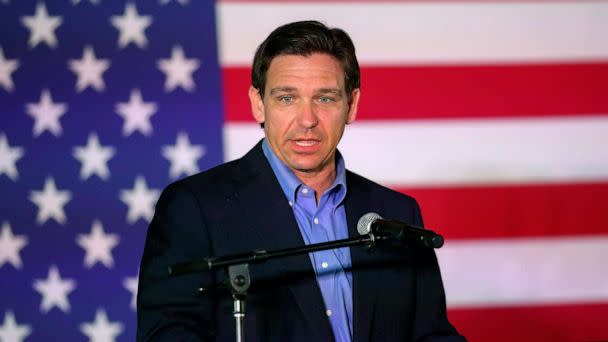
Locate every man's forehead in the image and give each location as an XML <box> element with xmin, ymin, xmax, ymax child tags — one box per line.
<box><xmin>265</xmin><ymin>54</ymin><xmax>345</xmax><ymax>89</ymax></box>
<box><xmin>267</xmin><ymin>53</ymin><xmax>344</xmax><ymax>74</ymax></box>
<box><xmin>269</xmin><ymin>86</ymin><xmax>343</xmax><ymax>95</ymax></box>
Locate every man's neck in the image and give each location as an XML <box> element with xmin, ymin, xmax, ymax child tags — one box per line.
<box><xmin>293</xmin><ymin>162</ymin><xmax>336</xmax><ymax>204</ymax></box>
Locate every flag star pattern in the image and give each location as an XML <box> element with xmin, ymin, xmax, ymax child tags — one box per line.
<box><xmin>122</xmin><ymin>274</ymin><xmax>138</xmax><ymax>311</ymax></box>
<box><xmin>119</xmin><ymin>175</ymin><xmax>160</xmax><ymax>225</ymax></box>
<box><xmin>162</xmin><ymin>131</ymin><xmax>205</xmax><ymax>179</ymax></box>
<box><xmin>0</xmin><ymin>133</ymin><xmax>24</xmax><ymax>181</ymax></box>
<box><xmin>76</xmin><ymin>220</ymin><xmax>119</xmax><ymax>269</ymax></box>
<box><xmin>157</xmin><ymin>45</ymin><xmax>200</xmax><ymax>92</ymax></box>
<box><xmin>79</xmin><ymin>308</ymin><xmax>124</xmax><ymax>342</ymax></box>
<box><xmin>32</xmin><ymin>265</ymin><xmax>77</xmax><ymax>314</ymax></box>
<box><xmin>20</xmin><ymin>2</ymin><xmax>62</xmax><ymax>49</ymax></box>
<box><xmin>0</xmin><ymin>222</ymin><xmax>28</xmax><ymax>269</ymax></box>
<box><xmin>0</xmin><ymin>311</ymin><xmax>32</xmax><ymax>342</ymax></box>
<box><xmin>115</xmin><ymin>89</ymin><xmax>158</xmax><ymax>137</ymax></box>
<box><xmin>0</xmin><ymin>47</ymin><xmax>20</xmax><ymax>92</ymax></box>
<box><xmin>29</xmin><ymin>177</ymin><xmax>72</xmax><ymax>225</ymax></box>
<box><xmin>72</xmin><ymin>0</ymin><xmax>100</xmax><ymax>5</ymax></box>
<box><xmin>2</xmin><ymin>1</ymin><xmax>607</xmax><ymax>341</ymax></box>
<box><xmin>159</xmin><ymin>0</ymin><xmax>190</xmax><ymax>5</ymax></box>
<box><xmin>68</xmin><ymin>46</ymin><xmax>110</xmax><ymax>93</ymax></box>
<box><xmin>73</xmin><ymin>132</ymin><xmax>115</xmax><ymax>181</ymax></box>
<box><xmin>160</xmin><ymin>0</ymin><xmax>190</xmax><ymax>5</ymax></box>
<box><xmin>25</xmin><ymin>89</ymin><xmax>68</xmax><ymax>138</ymax></box>
<box><xmin>110</xmin><ymin>3</ymin><xmax>152</xmax><ymax>49</ymax></box>
<box><xmin>1</xmin><ymin>2</ymin><xmax>222</xmax><ymax>339</ymax></box>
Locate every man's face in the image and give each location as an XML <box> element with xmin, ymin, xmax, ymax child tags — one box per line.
<box><xmin>249</xmin><ymin>53</ymin><xmax>360</xmax><ymax>176</ymax></box>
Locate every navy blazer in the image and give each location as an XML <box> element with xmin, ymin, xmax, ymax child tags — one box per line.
<box><xmin>137</xmin><ymin>141</ymin><xmax>464</xmax><ymax>341</ymax></box>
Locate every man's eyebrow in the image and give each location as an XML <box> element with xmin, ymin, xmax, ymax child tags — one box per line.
<box><xmin>269</xmin><ymin>87</ymin><xmax>297</xmax><ymax>95</ymax></box>
<box><xmin>317</xmin><ymin>88</ymin><xmax>341</xmax><ymax>95</ymax></box>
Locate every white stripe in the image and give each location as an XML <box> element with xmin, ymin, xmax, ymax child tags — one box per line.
<box><xmin>438</xmin><ymin>235</ymin><xmax>608</xmax><ymax>308</ymax></box>
<box><xmin>217</xmin><ymin>2</ymin><xmax>608</xmax><ymax>66</ymax></box>
<box><xmin>224</xmin><ymin>115</ymin><xmax>608</xmax><ymax>186</ymax></box>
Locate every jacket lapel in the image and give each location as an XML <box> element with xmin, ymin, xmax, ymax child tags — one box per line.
<box><xmin>231</xmin><ymin>141</ymin><xmax>334</xmax><ymax>339</ymax></box>
<box><xmin>345</xmin><ymin>172</ymin><xmax>380</xmax><ymax>342</ymax></box>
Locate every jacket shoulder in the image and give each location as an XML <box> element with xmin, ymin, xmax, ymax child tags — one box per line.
<box><xmin>160</xmin><ymin>158</ymin><xmax>242</xmax><ymax>202</ymax></box>
<box><xmin>346</xmin><ymin>169</ymin><xmax>423</xmax><ymax>226</ymax></box>
<box><xmin>347</xmin><ymin>169</ymin><xmax>418</xmax><ymax>206</ymax></box>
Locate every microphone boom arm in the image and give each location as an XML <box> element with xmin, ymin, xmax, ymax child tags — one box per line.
<box><xmin>169</xmin><ymin>233</ymin><xmax>384</xmax><ymax>276</ymax></box>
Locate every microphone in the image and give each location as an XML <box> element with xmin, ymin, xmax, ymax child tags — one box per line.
<box><xmin>357</xmin><ymin>212</ymin><xmax>444</xmax><ymax>249</ymax></box>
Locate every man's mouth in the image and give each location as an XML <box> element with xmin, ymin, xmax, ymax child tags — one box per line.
<box><xmin>294</xmin><ymin>140</ymin><xmax>318</xmax><ymax>147</ymax></box>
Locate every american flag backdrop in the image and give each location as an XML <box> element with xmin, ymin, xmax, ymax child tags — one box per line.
<box><xmin>0</xmin><ymin>0</ymin><xmax>223</xmax><ymax>341</ymax></box>
<box><xmin>1</xmin><ymin>1</ymin><xmax>608</xmax><ymax>341</ymax></box>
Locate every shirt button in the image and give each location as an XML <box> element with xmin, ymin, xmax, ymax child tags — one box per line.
<box><xmin>288</xmin><ymin>201</ymin><xmax>293</xmax><ymax>207</ymax></box>
<box><xmin>326</xmin><ymin>309</ymin><xmax>332</xmax><ymax>317</ymax></box>
<box><xmin>301</xmin><ymin>188</ymin><xmax>309</xmax><ymax>194</ymax></box>
<box><xmin>313</xmin><ymin>218</ymin><xmax>319</xmax><ymax>224</ymax></box>
<box><xmin>321</xmin><ymin>262</ymin><xmax>328</xmax><ymax>269</ymax></box>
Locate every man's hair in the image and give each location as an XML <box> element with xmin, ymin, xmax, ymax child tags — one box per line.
<box><xmin>251</xmin><ymin>20</ymin><xmax>360</xmax><ymax>102</ymax></box>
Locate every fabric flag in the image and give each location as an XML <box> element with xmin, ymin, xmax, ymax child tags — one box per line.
<box><xmin>1</xmin><ymin>0</ymin><xmax>608</xmax><ymax>341</ymax></box>
<box><xmin>0</xmin><ymin>1</ymin><xmax>222</xmax><ymax>341</ymax></box>
<box><xmin>218</xmin><ymin>1</ymin><xmax>608</xmax><ymax>341</ymax></box>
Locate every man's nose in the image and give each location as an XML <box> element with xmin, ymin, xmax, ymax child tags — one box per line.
<box><xmin>296</xmin><ymin>101</ymin><xmax>319</xmax><ymax>129</ymax></box>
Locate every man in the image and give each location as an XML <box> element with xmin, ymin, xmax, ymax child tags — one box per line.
<box><xmin>137</xmin><ymin>21</ymin><xmax>464</xmax><ymax>341</ymax></box>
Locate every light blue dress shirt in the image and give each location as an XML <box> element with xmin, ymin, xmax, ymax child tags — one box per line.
<box><xmin>262</xmin><ymin>139</ymin><xmax>353</xmax><ymax>342</ymax></box>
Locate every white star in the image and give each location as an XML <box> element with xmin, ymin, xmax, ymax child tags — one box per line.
<box><xmin>0</xmin><ymin>222</ymin><xmax>27</xmax><ymax>269</ymax></box>
<box><xmin>80</xmin><ymin>308</ymin><xmax>123</xmax><ymax>342</ymax></box>
<box><xmin>25</xmin><ymin>89</ymin><xmax>68</xmax><ymax>137</ymax></box>
<box><xmin>20</xmin><ymin>3</ymin><xmax>62</xmax><ymax>49</ymax></box>
<box><xmin>77</xmin><ymin>220</ymin><xmax>119</xmax><ymax>269</ymax></box>
<box><xmin>33</xmin><ymin>265</ymin><xmax>76</xmax><ymax>313</ymax></box>
<box><xmin>0</xmin><ymin>311</ymin><xmax>31</xmax><ymax>342</ymax></box>
<box><xmin>73</xmin><ymin>133</ymin><xmax>115</xmax><ymax>181</ymax></box>
<box><xmin>110</xmin><ymin>3</ymin><xmax>152</xmax><ymax>49</ymax></box>
<box><xmin>119</xmin><ymin>176</ymin><xmax>159</xmax><ymax>224</ymax></box>
<box><xmin>68</xmin><ymin>46</ymin><xmax>110</xmax><ymax>92</ymax></box>
<box><xmin>159</xmin><ymin>0</ymin><xmax>189</xmax><ymax>5</ymax></box>
<box><xmin>162</xmin><ymin>132</ymin><xmax>205</xmax><ymax>179</ymax></box>
<box><xmin>157</xmin><ymin>45</ymin><xmax>200</xmax><ymax>92</ymax></box>
<box><xmin>0</xmin><ymin>133</ymin><xmax>24</xmax><ymax>181</ymax></box>
<box><xmin>29</xmin><ymin>177</ymin><xmax>72</xmax><ymax>225</ymax></box>
<box><xmin>115</xmin><ymin>89</ymin><xmax>157</xmax><ymax>137</ymax></box>
<box><xmin>0</xmin><ymin>47</ymin><xmax>19</xmax><ymax>92</ymax></box>
<box><xmin>123</xmin><ymin>273</ymin><xmax>138</xmax><ymax>311</ymax></box>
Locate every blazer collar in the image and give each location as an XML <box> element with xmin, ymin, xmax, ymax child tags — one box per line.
<box><xmin>232</xmin><ymin>140</ymin><xmax>334</xmax><ymax>340</ymax></box>
<box><xmin>345</xmin><ymin>171</ymin><xmax>381</xmax><ymax>342</ymax></box>
<box><xmin>232</xmin><ymin>141</ymin><xmax>381</xmax><ymax>341</ymax></box>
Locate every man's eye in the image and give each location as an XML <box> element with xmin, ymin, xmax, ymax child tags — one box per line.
<box><xmin>279</xmin><ymin>96</ymin><xmax>293</xmax><ymax>103</ymax></box>
<box><xmin>318</xmin><ymin>96</ymin><xmax>334</xmax><ymax>103</ymax></box>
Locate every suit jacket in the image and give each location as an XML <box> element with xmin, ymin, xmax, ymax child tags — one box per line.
<box><xmin>137</xmin><ymin>140</ymin><xmax>465</xmax><ymax>342</ymax></box>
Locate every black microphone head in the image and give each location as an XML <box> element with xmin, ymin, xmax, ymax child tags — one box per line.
<box><xmin>357</xmin><ymin>212</ymin><xmax>382</xmax><ymax>235</ymax></box>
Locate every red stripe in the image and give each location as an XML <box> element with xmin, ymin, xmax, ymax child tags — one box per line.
<box><xmin>393</xmin><ymin>182</ymin><xmax>608</xmax><ymax>240</ymax></box>
<box><xmin>448</xmin><ymin>302</ymin><xmax>608</xmax><ymax>342</ymax></box>
<box><xmin>223</xmin><ymin>63</ymin><xmax>608</xmax><ymax>122</ymax></box>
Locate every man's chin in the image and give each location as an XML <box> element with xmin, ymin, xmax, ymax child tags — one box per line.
<box><xmin>288</xmin><ymin>160</ymin><xmax>330</xmax><ymax>175</ymax></box>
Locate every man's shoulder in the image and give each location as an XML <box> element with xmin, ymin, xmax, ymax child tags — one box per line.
<box><xmin>162</xmin><ymin>141</ymin><xmax>265</xmax><ymax>198</ymax></box>
<box><xmin>346</xmin><ymin>169</ymin><xmax>418</xmax><ymax>206</ymax></box>
<box><xmin>346</xmin><ymin>169</ymin><xmax>424</xmax><ymax>226</ymax></box>
<box><xmin>161</xmin><ymin>158</ymin><xmax>244</xmax><ymax>201</ymax></box>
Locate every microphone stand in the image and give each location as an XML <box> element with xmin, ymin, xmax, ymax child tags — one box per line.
<box><xmin>168</xmin><ymin>233</ymin><xmax>385</xmax><ymax>342</ymax></box>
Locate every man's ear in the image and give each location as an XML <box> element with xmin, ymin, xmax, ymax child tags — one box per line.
<box><xmin>346</xmin><ymin>88</ymin><xmax>360</xmax><ymax>124</ymax></box>
<box><xmin>249</xmin><ymin>86</ymin><xmax>265</xmax><ymax>124</ymax></box>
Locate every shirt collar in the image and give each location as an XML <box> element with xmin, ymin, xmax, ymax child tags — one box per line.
<box><xmin>262</xmin><ymin>139</ymin><xmax>347</xmax><ymax>206</ymax></box>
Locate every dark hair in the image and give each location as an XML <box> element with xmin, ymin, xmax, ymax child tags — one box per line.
<box><xmin>251</xmin><ymin>20</ymin><xmax>360</xmax><ymax>102</ymax></box>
